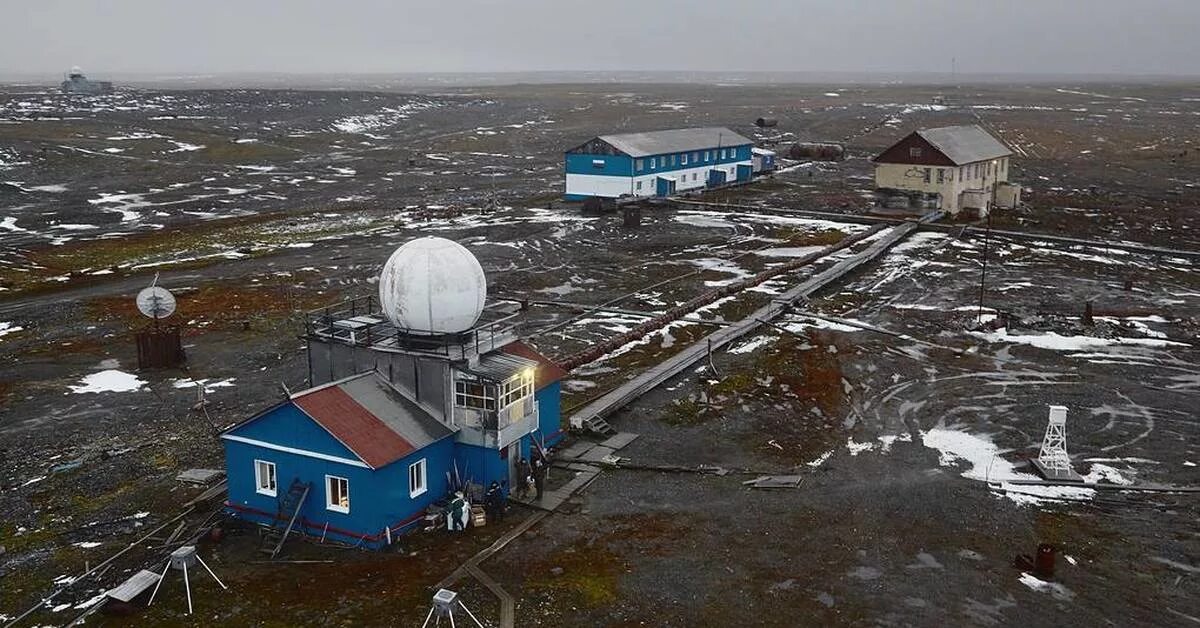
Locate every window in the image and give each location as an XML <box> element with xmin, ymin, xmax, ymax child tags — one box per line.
<box><xmin>591</xmin><ymin>159</ymin><xmax>605</xmax><ymax>170</ymax></box>
<box><xmin>909</xmin><ymin>147</ymin><xmax>922</xmax><ymax>158</ymax></box>
<box><xmin>682</xmin><ymin>153</ymin><xmax>688</xmax><ymax>165</ymax></box>
<box><xmin>936</xmin><ymin>169</ymin><xmax>945</xmax><ymax>184</ymax></box>
<box><xmin>670</xmin><ymin>154</ymin><xmax>677</xmax><ymax>166</ymax></box>
<box><xmin>922</xmin><ymin>167</ymin><xmax>931</xmax><ymax>183</ymax></box>
<box><xmin>635</xmin><ymin>159</ymin><xmax>643</xmax><ymax>171</ymax></box>
<box><xmin>326</xmin><ymin>475</ymin><xmax>349</xmax><ymax>513</ymax></box>
<box><xmin>636</xmin><ymin>180</ymin><xmax>643</xmax><ymax>190</ymax></box>
<box><xmin>455</xmin><ymin>379</ymin><xmax>497</xmax><ymax>411</ymax></box>
<box><xmin>959</xmin><ymin>167</ymin><xmax>963</xmax><ymax>182</ymax></box>
<box><xmin>974</xmin><ymin>164</ymin><xmax>980</xmax><ymax>178</ymax></box>
<box><xmin>719</xmin><ymin>149</ymin><xmax>726</xmax><ymax>159</ymax></box>
<box><xmin>409</xmin><ymin>459</ymin><xmax>427</xmax><ymax>498</ymax></box>
<box><xmin>692</xmin><ymin>152</ymin><xmax>698</xmax><ymax>162</ymax></box>
<box><xmin>692</xmin><ymin>173</ymin><xmax>698</xmax><ymax>181</ymax></box>
<box><xmin>705</xmin><ymin>150</ymin><xmax>711</xmax><ymax>161</ymax></box>
<box><xmin>499</xmin><ymin>370</ymin><xmax>534</xmax><ymax>410</ymax></box>
<box><xmin>254</xmin><ymin>460</ymin><xmax>276</xmax><ymax>497</ymax></box>
<box><xmin>649</xmin><ymin>157</ymin><xmax>656</xmax><ymax>170</ymax></box>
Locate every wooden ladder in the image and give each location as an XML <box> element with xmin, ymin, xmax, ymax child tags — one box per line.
<box><xmin>263</xmin><ymin>479</ymin><xmax>310</xmax><ymax>558</ymax></box>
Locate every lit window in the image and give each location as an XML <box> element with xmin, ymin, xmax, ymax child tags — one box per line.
<box><xmin>254</xmin><ymin>460</ymin><xmax>276</xmax><ymax>497</ymax></box>
<box><xmin>409</xmin><ymin>459</ymin><xmax>427</xmax><ymax>498</ymax></box>
<box><xmin>326</xmin><ymin>475</ymin><xmax>349</xmax><ymax>513</ymax></box>
<box><xmin>498</xmin><ymin>370</ymin><xmax>534</xmax><ymax>410</ymax></box>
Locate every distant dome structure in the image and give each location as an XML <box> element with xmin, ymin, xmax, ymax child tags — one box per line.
<box><xmin>378</xmin><ymin>237</ymin><xmax>486</xmax><ymax>335</ymax></box>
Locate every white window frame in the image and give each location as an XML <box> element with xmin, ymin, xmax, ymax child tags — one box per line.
<box><xmin>682</xmin><ymin>153</ymin><xmax>688</xmax><ymax>165</ymax></box>
<box><xmin>325</xmin><ymin>474</ymin><xmax>350</xmax><ymax>513</ymax></box>
<box><xmin>409</xmin><ymin>459</ymin><xmax>427</xmax><ymax>498</ymax></box>
<box><xmin>455</xmin><ymin>379</ymin><xmax>497</xmax><ymax>411</ymax></box>
<box><xmin>635</xmin><ymin>158</ymin><xmax>643</xmax><ymax>171</ymax></box>
<box><xmin>498</xmin><ymin>370</ymin><xmax>534</xmax><ymax>411</ymax></box>
<box><xmin>254</xmin><ymin>459</ymin><xmax>277</xmax><ymax>497</ymax></box>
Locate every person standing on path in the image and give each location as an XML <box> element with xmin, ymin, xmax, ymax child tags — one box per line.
<box><xmin>532</xmin><ymin>455</ymin><xmax>547</xmax><ymax>500</ymax></box>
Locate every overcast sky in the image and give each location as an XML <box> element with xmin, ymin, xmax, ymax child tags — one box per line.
<box><xmin>4</xmin><ymin>0</ymin><xmax>1198</xmax><ymax>77</ymax></box>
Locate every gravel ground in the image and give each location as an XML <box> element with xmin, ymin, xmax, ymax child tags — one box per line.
<box><xmin>0</xmin><ymin>80</ymin><xmax>1197</xmax><ymax>626</ymax></box>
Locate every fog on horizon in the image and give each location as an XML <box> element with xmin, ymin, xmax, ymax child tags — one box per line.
<box><xmin>4</xmin><ymin>0</ymin><xmax>1199</xmax><ymax>78</ymax></box>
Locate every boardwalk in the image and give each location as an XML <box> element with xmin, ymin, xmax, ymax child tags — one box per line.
<box><xmin>569</xmin><ymin>214</ymin><xmax>937</xmax><ymax>429</ymax></box>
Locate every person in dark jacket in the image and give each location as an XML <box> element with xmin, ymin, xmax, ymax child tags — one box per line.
<box><xmin>532</xmin><ymin>455</ymin><xmax>547</xmax><ymax>500</ymax></box>
<box><xmin>484</xmin><ymin>481</ymin><xmax>502</xmax><ymax>522</ymax></box>
<box><xmin>516</xmin><ymin>457</ymin><xmax>532</xmax><ymax>499</ymax></box>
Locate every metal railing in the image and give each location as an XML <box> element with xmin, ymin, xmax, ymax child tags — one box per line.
<box><xmin>303</xmin><ymin>295</ymin><xmax>519</xmax><ymax>361</ymax></box>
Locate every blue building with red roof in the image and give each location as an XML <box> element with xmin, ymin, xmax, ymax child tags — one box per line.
<box><xmin>222</xmin><ymin>238</ymin><xmax>567</xmax><ymax>549</ymax></box>
<box><xmin>222</xmin><ymin>372</ymin><xmax>456</xmax><ymax>548</ymax></box>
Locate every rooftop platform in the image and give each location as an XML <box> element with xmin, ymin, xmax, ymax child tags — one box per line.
<box><xmin>303</xmin><ymin>295</ymin><xmax>520</xmax><ymax>363</ymax></box>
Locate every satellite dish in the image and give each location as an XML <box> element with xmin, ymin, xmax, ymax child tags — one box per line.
<box><xmin>137</xmin><ymin>286</ymin><xmax>176</xmax><ymax>320</ymax></box>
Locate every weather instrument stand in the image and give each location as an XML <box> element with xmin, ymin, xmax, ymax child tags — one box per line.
<box><xmin>421</xmin><ymin>589</ymin><xmax>485</xmax><ymax>628</ymax></box>
<box><xmin>147</xmin><ymin>545</ymin><xmax>228</xmax><ymax>615</ymax></box>
<box><xmin>1031</xmin><ymin>405</ymin><xmax>1083</xmax><ymax>482</ymax></box>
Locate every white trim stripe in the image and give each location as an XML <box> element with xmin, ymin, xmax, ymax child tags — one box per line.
<box><xmin>221</xmin><ymin>434</ymin><xmax>371</xmax><ymax>469</ymax></box>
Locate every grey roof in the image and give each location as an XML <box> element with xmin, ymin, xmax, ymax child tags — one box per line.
<box><xmin>917</xmin><ymin>125</ymin><xmax>1011</xmax><ymax>165</ymax></box>
<box><xmin>337</xmin><ymin>373</ymin><xmax>453</xmax><ymax>450</ymax></box>
<box><xmin>598</xmin><ymin>127</ymin><xmax>753</xmax><ymax>158</ymax></box>
<box><xmin>468</xmin><ymin>351</ymin><xmax>537</xmax><ymax>382</ymax></box>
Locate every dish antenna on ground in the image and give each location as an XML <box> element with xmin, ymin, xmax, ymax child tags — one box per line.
<box><xmin>136</xmin><ymin>273</ymin><xmax>177</xmax><ymax>322</ymax></box>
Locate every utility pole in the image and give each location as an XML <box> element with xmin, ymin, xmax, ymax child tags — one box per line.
<box><xmin>976</xmin><ymin>206</ymin><xmax>993</xmax><ymax>324</ymax></box>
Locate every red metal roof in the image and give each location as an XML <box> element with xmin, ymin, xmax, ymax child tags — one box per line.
<box><xmin>501</xmin><ymin>340</ymin><xmax>567</xmax><ymax>390</ymax></box>
<box><xmin>293</xmin><ymin>384</ymin><xmax>416</xmax><ymax>469</ymax></box>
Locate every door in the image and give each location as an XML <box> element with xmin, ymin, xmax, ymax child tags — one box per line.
<box><xmin>506</xmin><ymin>442</ymin><xmax>521</xmax><ymax>490</ymax></box>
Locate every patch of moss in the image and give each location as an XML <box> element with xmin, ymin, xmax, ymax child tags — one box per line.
<box><xmin>525</xmin><ymin>540</ymin><xmax>623</xmax><ymax>607</ymax></box>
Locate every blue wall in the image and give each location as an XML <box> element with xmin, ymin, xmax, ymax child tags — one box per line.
<box><xmin>223</xmin><ymin>402</ymin><xmax>453</xmax><ymax>548</ymax></box>
<box><xmin>565</xmin><ymin>143</ymin><xmax>752</xmax><ymax>177</ymax></box>
<box><xmin>564</xmin><ymin>153</ymin><xmax>633</xmax><ymax>177</ymax></box>
<box><xmin>536</xmin><ymin>382</ymin><xmax>563</xmax><ymax>446</ymax></box>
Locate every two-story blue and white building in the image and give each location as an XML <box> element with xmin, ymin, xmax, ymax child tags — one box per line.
<box><xmin>564</xmin><ymin>127</ymin><xmax>754</xmax><ymax>201</ymax></box>
<box><xmin>220</xmin><ymin>237</ymin><xmax>565</xmax><ymax>549</ymax></box>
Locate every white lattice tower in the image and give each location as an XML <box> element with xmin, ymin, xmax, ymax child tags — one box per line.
<box><xmin>1038</xmin><ymin>405</ymin><xmax>1071</xmax><ymax>472</ymax></box>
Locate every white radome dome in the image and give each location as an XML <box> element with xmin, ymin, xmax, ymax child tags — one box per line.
<box><xmin>378</xmin><ymin>236</ymin><xmax>486</xmax><ymax>335</ymax></box>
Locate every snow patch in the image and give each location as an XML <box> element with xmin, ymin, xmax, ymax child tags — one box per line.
<box><xmin>69</xmin><ymin>370</ymin><xmax>146</xmax><ymax>394</ymax></box>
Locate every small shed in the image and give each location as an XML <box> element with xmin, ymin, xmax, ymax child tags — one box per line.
<box><xmin>752</xmin><ymin>148</ymin><xmax>777</xmax><ymax>173</ymax></box>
